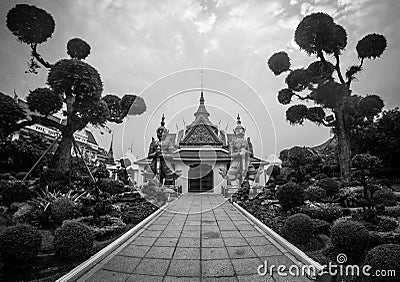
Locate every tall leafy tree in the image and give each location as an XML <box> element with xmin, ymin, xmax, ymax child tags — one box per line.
<box><xmin>267</xmin><ymin>13</ymin><xmax>386</xmax><ymax>181</ymax></box>
<box><xmin>352</xmin><ymin>108</ymin><xmax>400</xmax><ymax>173</ymax></box>
<box><xmin>3</xmin><ymin>4</ymin><xmax>146</xmax><ymax>173</ymax></box>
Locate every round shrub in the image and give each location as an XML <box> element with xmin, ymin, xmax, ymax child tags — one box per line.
<box><xmin>373</xmin><ymin>189</ymin><xmax>397</xmax><ymax>207</ymax></box>
<box><xmin>51</xmin><ymin>198</ymin><xmax>75</xmax><ymax>223</ymax></box>
<box><xmin>316</xmin><ymin>178</ymin><xmax>339</xmax><ymax>197</ymax></box>
<box><xmin>276</xmin><ymin>183</ymin><xmax>305</xmax><ymax>211</ymax></box>
<box><xmin>0</xmin><ymin>180</ymin><xmax>31</xmax><ymax>205</ymax></box>
<box><xmin>304</xmin><ymin>186</ymin><xmax>327</xmax><ymax>202</ymax></box>
<box><xmin>365</xmin><ymin>244</ymin><xmax>400</xmax><ymax>282</ymax></box>
<box><xmin>330</xmin><ymin>220</ymin><xmax>369</xmax><ymax>263</ymax></box>
<box><xmin>98</xmin><ymin>179</ymin><xmax>125</xmax><ymax>195</ymax></box>
<box><xmin>54</xmin><ymin>221</ymin><xmax>93</xmax><ymax>260</ymax></box>
<box><xmin>0</xmin><ymin>224</ymin><xmax>42</xmax><ymax>269</ymax></box>
<box><xmin>282</xmin><ymin>213</ymin><xmax>314</xmax><ymax>245</ymax></box>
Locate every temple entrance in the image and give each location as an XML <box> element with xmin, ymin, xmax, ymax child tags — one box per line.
<box><xmin>188</xmin><ymin>164</ymin><xmax>213</xmax><ymax>193</ymax></box>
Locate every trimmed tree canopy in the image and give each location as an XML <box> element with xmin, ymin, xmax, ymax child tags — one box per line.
<box><xmin>103</xmin><ymin>94</ymin><xmax>147</xmax><ymax>123</ymax></box>
<box><xmin>286</xmin><ymin>104</ymin><xmax>308</xmax><ymax>125</ymax></box>
<box><xmin>27</xmin><ymin>88</ymin><xmax>63</xmax><ymax>116</ymax></box>
<box><xmin>295</xmin><ymin>12</ymin><xmax>347</xmax><ymax>55</ymax></box>
<box><xmin>268</xmin><ymin>51</ymin><xmax>291</xmax><ymax>75</ymax></box>
<box><xmin>359</xmin><ymin>95</ymin><xmax>384</xmax><ymax>118</ymax></box>
<box><xmin>67</xmin><ymin>38</ymin><xmax>91</xmax><ymax>60</ymax></box>
<box><xmin>285</xmin><ymin>69</ymin><xmax>310</xmax><ymax>92</ymax></box>
<box><xmin>47</xmin><ymin>59</ymin><xmax>103</xmax><ymax>100</ymax></box>
<box><xmin>356</xmin><ymin>34</ymin><xmax>387</xmax><ymax>59</ymax></box>
<box><xmin>6</xmin><ymin>4</ymin><xmax>55</xmax><ymax>45</ymax></box>
<box><xmin>278</xmin><ymin>89</ymin><xmax>294</xmax><ymax>105</ymax></box>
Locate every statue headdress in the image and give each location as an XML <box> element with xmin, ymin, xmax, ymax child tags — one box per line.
<box><xmin>234</xmin><ymin>114</ymin><xmax>245</xmax><ymax>135</ymax></box>
<box><xmin>156</xmin><ymin>114</ymin><xmax>169</xmax><ymax>138</ymax></box>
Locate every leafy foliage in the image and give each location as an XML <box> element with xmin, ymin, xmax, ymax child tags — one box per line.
<box><xmin>307</xmin><ymin>61</ymin><xmax>334</xmax><ymax>83</ymax></box>
<box><xmin>98</xmin><ymin>179</ymin><xmax>125</xmax><ymax>194</ymax></box>
<box><xmin>27</xmin><ymin>87</ymin><xmax>63</xmax><ymax>116</ymax></box>
<box><xmin>48</xmin><ymin>59</ymin><xmax>103</xmax><ymax>101</ymax></box>
<box><xmin>267</xmin><ymin>51</ymin><xmax>290</xmax><ymax>75</ymax></box>
<box><xmin>0</xmin><ymin>92</ymin><xmax>25</xmax><ymax>140</ymax></box>
<box><xmin>276</xmin><ymin>183</ymin><xmax>305</xmax><ymax>211</ymax></box>
<box><xmin>304</xmin><ymin>186</ymin><xmax>327</xmax><ymax>202</ymax></box>
<box><xmin>0</xmin><ymin>180</ymin><xmax>32</xmax><ymax>206</ymax></box>
<box><xmin>312</xmin><ymin>81</ymin><xmax>347</xmax><ymax>108</ymax></box>
<box><xmin>306</xmin><ymin>107</ymin><xmax>325</xmax><ymax>124</ymax></box>
<box><xmin>123</xmin><ymin>94</ymin><xmax>146</xmax><ymax>116</ymax></box>
<box><xmin>50</xmin><ymin>197</ymin><xmax>76</xmax><ymax>223</ymax></box>
<box><xmin>294</xmin><ymin>12</ymin><xmax>347</xmax><ymax>55</ymax></box>
<box><xmin>286</xmin><ymin>104</ymin><xmax>308</xmax><ymax>125</ymax></box>
<box><xmin>282</xmin><ymin>213</ymin><xmax>314</xmax><ymax>245</ymax></box>
<box><xmin>102</xmin><ymin>94</ymin><xmax>146</xmax><ymax>123</ymax></box>
<box><xmin>67</xmin><ymin>38</ymin><xmax>91</xmax><ymax>59</ymax></box>
<box><xmin>373</xmin><ymin>189</ymin><xmax>397</xmax><ymax>207</ymax></box>
<box><xmin>359</xmin><ymin>95</ymin><xmax>384</xmax><ymax>118</ymax></box>
<box><xmin>365</xmin><ymin>244</ymin><xmax>400</xmax><ymax>282</ymax></box>
<box><xmin>297</xmin><ymin>203</ymin><xmax>344</xmax><ymax>222</ymax></box>
<box><xmin>356</xmin><ymin>33</ymin><xmax>387</xmax><ymax>59</ymax></box>
<box><xmin>285</xmin><ymin>69</ymin><xmax>310</xmax><ymax>92</ymax></box>
<box><xmin>267</xmin><ymin>12</ymin><xmax>387</xmax><ymax>181</ymax></box>
<box><xmin>6</xmin><ymin>4</ymin><xmax>55</xmax><ymax>44</ymax></box>
<box><xmin>330</xmin><ymin>220</ymin><xmax>369</xmax><ymax>264</ymax></box>
<box><xmin>277</xmin><ymin>88</ymin><xmax>294</xmax><ymax>105</ymax></box>
<box><xmin>0</xmin><ymin>224</ymin><xmax>42</xmax><ymax>269</ymax></box>
<box><xmin>54</xmin><ymin>221</ymin><xmax>93</xmax><ymax>260</ymax></box>
<box><xmin>0</xmin><ymin>131</ymin><xmax>53</xmax><ymax>174</ymax></box>
<box><xmin>316</xmin><ymin>178</ymin><xmax>339</xmax><ymax>197</ymax></box>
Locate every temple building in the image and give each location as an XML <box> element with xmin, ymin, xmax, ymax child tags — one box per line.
<box><xmin>134</xmin><ymin>91</ymin><xmax>269</xmax><ymax>194</ymax></box>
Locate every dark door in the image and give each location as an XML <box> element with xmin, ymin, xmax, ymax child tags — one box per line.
<box><xmin>188</xmin><ymin>164</ymin><xmax>213</xmax><ymax>192</ymax></box>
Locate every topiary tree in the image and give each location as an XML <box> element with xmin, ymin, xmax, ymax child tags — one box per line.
<box><xmin>54</xmin><ymin>221</ymin><xmax>93</xmax><ymax>260</ymax></box>
<box><xmin>267</xmin><ymin>12</ymin><xmax>387</xmax><ymax>182</ymax></box>
<box><xmin>282</xmin><ymin>213</ymin><xmax>314</xmax><ymax>245</ymax></box>
<box><xmin>365</xmin><ymin>244</ymin><xmax>400</xmax><ymax>282</ymax></box>
<box><xmin>0</xmin><ymin>224</ymin><xmax>42</xmax><ymax>270</ymax></box>
<box><xmin>276</xmin><ymin>182</ymin><xmax>305</xmax><ymax>211</ymax></box>
<box><xmin>330</xmin><ymin>220</ymin><xmax>369</xmax><ymax>264</ymax></box>
<box><xmin>3</xmin><ymin>4</ymin><xmax>146</xmax><ymax>173</ymax></box>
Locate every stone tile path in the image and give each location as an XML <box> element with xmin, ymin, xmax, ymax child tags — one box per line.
<box><xmin>77</xmin><ymin>195</ymin><xmax>312</xmax><ymax>282</ymax></box>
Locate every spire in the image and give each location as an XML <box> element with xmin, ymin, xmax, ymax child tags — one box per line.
<box><xmin>194</xmin><ymin>70</ymin><xmax>210</xmax><ymax>119</ymax></box>
<box><xmin>106</xmin><ymin>133</ymin><xmax>115</xmax><ymax>165</ymax></box>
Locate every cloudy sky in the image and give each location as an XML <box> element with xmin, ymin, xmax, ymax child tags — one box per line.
<box><xmin>1</xmin><ymin>0</ymin><xmax>399</xmax><ymax>159</ymax></box>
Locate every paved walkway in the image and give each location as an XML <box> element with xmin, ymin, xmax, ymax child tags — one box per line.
<box><xmin>78</xmin><ymin>194</ymin><xmax>311</xmax><ymax>282</ymax></box>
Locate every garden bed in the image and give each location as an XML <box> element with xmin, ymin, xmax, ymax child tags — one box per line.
<box><xmin>0</xmin><ymin>179</ymin><xmax>159</xmax><ymax>281</ymax></box>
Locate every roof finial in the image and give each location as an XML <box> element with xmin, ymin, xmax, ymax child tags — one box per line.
<box><xmin>200</xmin><ymin>70</ymin><xmax>204</xmax><ymax>104</ymax></box>
<box><xmin>161</xmin><ymin>114</ymin><xmax>165</xmax><ymax>126</ymax></box>
<box><xmin>237</xmin><ymin>114</ymin><xmax>241</xmax><ymax>124</ymax></box>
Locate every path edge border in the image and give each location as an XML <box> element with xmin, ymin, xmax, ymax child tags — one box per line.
<box><xmin>56</xmin><ymin>203</ymin><xmax>168</xmax><ymax>282</ymax></box>
<box><xmin>233</xmin><ymin>202</ymin><xmax>326</xmax><ymax>279</ymax></box>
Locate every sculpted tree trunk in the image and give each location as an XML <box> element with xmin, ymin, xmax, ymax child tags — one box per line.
<box><xmin>335</xmin><ymin>105</ymin><xmax>351</xmax><ymax>182</ymax></box>
<box><xmin>54</xmin><ymin>132</ymin><xmax>73</xmax><ymax>173</ymax></box>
